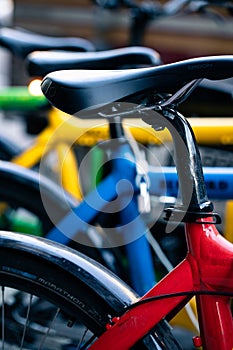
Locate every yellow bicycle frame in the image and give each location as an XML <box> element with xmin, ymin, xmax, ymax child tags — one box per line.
<box><xmin>12</xmin><ymin>108</ymin><xmax>233</xmax><ymax>190</ymax></box>
<box><xmin>11</xmin><ymin>109</ymin><xmax>233</xmax><ymax>246</ymax></box>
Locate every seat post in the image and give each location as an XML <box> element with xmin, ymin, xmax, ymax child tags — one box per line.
<box><xmin>144</xmin><ymin>107</ymin><xmax>213</xmax><ymax>214</ymax></box>
<box><xmin>109</xmin><ymin>116</ymin><xmax>125</xmax><ymax>139</ymax></box>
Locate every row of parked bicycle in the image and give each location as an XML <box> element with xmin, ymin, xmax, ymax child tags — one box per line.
<box><xmin>0</xmin><ymin>0</ymin><xmax>232</xmax><ymax>349</ymax></box>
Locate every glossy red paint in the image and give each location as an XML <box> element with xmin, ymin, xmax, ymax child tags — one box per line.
<box><xmin>89</xmin><ymin>218</ymin><xmax>233</xmax><ymax>350</ymax></box>
<box><xmin>193</xmin><ymin>335</ymin><xmax>202</xmax><ymax>348</ymax></box>
<box><xmin>186</xmin><ymin>219</ymin><xmax>233</xmax><ymax>350</ymax></box>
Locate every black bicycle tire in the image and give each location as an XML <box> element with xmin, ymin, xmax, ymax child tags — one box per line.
<box><xmin>0</xmin><ymin>231</ymin><xmax>128</xmax><ymax>348</ymax></box>
<box><xmin>0</xmin><ymin>160</ymin><xmax>76</xmax><ymax>233</ymax></box>
<box><xmin>0</xmin><ymin>135</ymin><xmax>22</xmax><ymax>161</ymax></box>
<box><xmin>0</xmin><ymin>231</ymin><xmax>182</xmax><ymax>349</ymax></box>
<box><xmin>0</xmin><ymin>161</ymin><xmax>126</xmax><ymax>276</ymax></box>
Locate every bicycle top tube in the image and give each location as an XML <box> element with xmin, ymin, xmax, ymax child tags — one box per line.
<box><xmin>0</xmin><ymin>27</ymin><xmax>95</xmax><ymax>59</ymax></box>
<box><xmin>41</xmin><ymin>55</ymin><xmax>233</xmax><ymax>115</ymax></box>
<box><xmin>27</xmin><ymin>46</ymin><xmax>162</xmax><ymax>77</ymax></box>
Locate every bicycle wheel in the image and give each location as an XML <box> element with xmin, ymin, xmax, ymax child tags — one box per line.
<box><xmin>0</xmin><ymin>134</ymin><xmax>22</xmax><ymax>161</ymax></box>
<box><xmin>0</xmin><ymin>231</ymin><xmax>182</xmax><ymax>349</ymax></box>
<box><xmin>0</xmin><ymin>160</ymin><xmax>76</xmax><ymax>233</ymax></box>
<box><xmin>0</xmin><ymin>161</ymin><xmax>124</xmax><ymax>276</ymax></box>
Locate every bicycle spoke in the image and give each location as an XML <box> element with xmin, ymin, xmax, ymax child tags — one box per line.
<box><xmin>77</xmin><ymin>327</ymin><xmax>88</xmax><ymax>349</ymax></box>
<box><xmin>38</xmin><ymin>307</ymin><xmax>60</xmax><ymax>350</ymax></box>
<box><xmin>1</xmin><ymin>286</ymin><xmax>5</xmax><ymax>350</ymax></box>
<box><xmin>20</xmin><ymin>294</ymin><xmax>33</xmax><ymax>350</ymax></box>
<box><xmin>79</xmin><ymin>333</ymin><xmax>97</xmax><ymax>350</ymax></box>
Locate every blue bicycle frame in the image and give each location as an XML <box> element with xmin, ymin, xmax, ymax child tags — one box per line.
<box><xmin>46</xmin><ymin>138</ymin><xmax>157</xmax><ymax>294</ymax></box>
<box><xmin>150</xmin><ymin>166</ymin><xmax>233</xmax><ymax>200</ymax></box>
<box><xmin>46</xmin><ymin>125</ymin><xmax>233</xmax><ymax>295</ymax></box>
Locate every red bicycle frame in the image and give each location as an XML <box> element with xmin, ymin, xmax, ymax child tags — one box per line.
<box><xmin>89</xmin><ymin>104</ymin><xmax>233</xmax><ymax>350</ymax></box>
<box><xmin>89</xmin><ymin>218</ymin><xmax>233</xmax><ymax>350</ymax></box>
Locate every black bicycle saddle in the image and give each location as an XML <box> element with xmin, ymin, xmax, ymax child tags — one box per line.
<box><xmin>41</xmin><ymin>55</ymin><xmax>233</xmax><ymax>116</ymax></box>
<box><xmin>0</xmin><ymin>27</ymin><xmax>95</xmax><ymax>59</ymax></box>
<box><xmin>27</xmin><ymin>47</ymin><xmax>162</xmax><ymax>77</ymax></box>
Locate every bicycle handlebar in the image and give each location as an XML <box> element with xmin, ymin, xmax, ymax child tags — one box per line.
<box><xmin>92</xmin><ymin>0</ymin><xmax>232</xmax><ymax>45</ymax></box>
<box><xmin>92</xmin><ymin>0</ymin><xmax>189</xmax><ymax>17</ymax></box>
<box><xmin>92</xmin><ymin>0</ymin><xmax>232</xmax><ymax>16</ymax></box>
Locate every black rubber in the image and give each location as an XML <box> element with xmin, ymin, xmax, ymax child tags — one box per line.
<box><xmin>0</xmin><ymin>231</ymin><xmax>182</xmax><ymax>349</ymax></box>
<box><xmin>0</xmin><ymin>160</ymin><xmax>76</xmax><ymax>233</ymax></box>
<box><xmin>0</xmin><ymin>161</ymin><xmax>125</xmax><ymax>276</ymax></box>
<box><xmin>0</xmin><ymin>135</ymin><xmax>22</xmax><ymax>161</ymax></box>
<box><xmin>0</xmin><ymin>232</ymin><xmax>133</xmax><ymax>348</ymax></box>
